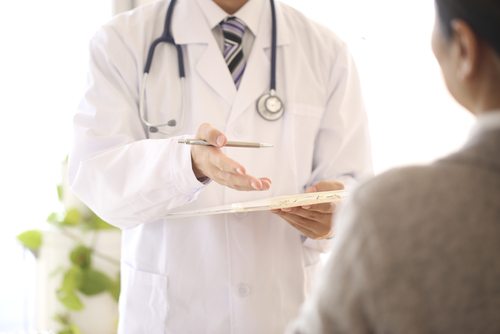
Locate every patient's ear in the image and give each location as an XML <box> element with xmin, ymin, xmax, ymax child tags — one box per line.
<box><xmin>450</xmin><ymin>19</ymin><xmax>479</xmax><ymax>81</ymax></box>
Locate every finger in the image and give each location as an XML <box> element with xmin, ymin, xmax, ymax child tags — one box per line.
<box><xmin>271</xmin><ymin>210</ymin><xmax>322</xmax><ymax>239</ymax></box>
<box><xmin>192</xmin><ymin>145</ymin><xmax>268</xmax><ymax>191</ymax></box>
<box><xmin>302</xmin><ymin>201</ymin><xmax>337</xmax><ymax>213</ymax></box>
<box><xmin>259</xmin><ymin>177</ymin><xmax>272</xmax><ymax>185</ymax></box>
<box><xmin>281</xmin><ymin>207</ymin><xmax>332</xmax><ymax>225</ymax></box>
<box><xmin>277</xmin><ymin>207</ymin><xmax>332</xmax><ymax>238</ymax></box>
<box><xmin>206</xmin><ymin>160</ymin><xmax>268</xmax><ymax>191</ymax></box>
<box><xmin>284</xmin><ymin>212</ymin><xmax>331</xmax><ymax>239</ymax></box>
<box><xmin>260</xmin><ymin>179</ymin><xmax>271</xmax><ymax>190</ymax></box>
<box><xmin>306</xmin><ymin>180</ymin><xmax>345</xmax><ymax>193</ymax></box>
<box><xmin>271</xmin><ymin>206</ymin><xmax>333</xmax><ymax>239</ymax></box>
<box><xmin>259</xmin><ymin>177</ymin><xmax>272</xmax><ymax>190</ymax></box>
<box><xmin>207</xmin><ymin>164</ymin><xmax>265</xmax><ymax>191</ymax></box>
<box><xmin>205</xmin><ymin>151</ymin><xmax>271</xmax><ymax>190</ymax></box>
<box><xmin>196</xmin><ymin>123</ymin><xmax>227</xmax><ymax>147</ymax></box>
<box><xmin>277</xmin><ymin>208</ymin><xmax>321</xmax><ymax>230</ymax></box>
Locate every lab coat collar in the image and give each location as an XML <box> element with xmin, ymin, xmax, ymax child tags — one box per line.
<box><xmin>171</xmin><ymin>0</ymin><xmax>213</xmax><ymax>45</ymax></box>
<box><xmin>171</xmin><ymin>0</ymin><xmax>290</xmax><ymax>106</ymax></box>
<box><xmin>172</xmin><ymin>0</ymin><xmax>290</xmax><ymax>47</ymax></box>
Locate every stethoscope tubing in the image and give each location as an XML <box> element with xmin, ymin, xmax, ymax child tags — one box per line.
<box><xmin>269</xmin><ymin>0</ymin><xmax>277</xmax><ymax>91</ymax></box>
<box><xmin>144</xmin><ymin>0</ymin><xmax>184</xmax><ymax>77</ymax></box>
<box><xmin>140</xmin><ymin>74</ymin><xmax>186</xmax><ymax>134</ymax></box>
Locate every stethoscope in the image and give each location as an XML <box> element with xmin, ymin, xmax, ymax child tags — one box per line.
<box><xmin>139</xmin><ymin>0</ymin><xmax>284</xmax><ymax>135</ymax></box>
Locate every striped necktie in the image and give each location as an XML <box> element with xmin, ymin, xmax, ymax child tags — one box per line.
<box><xmin>220</xmin><ymin>17</ymin><xmax>246</xmax><ymax>89</ymax></box>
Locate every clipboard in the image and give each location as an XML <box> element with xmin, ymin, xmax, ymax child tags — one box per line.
<box><xmin>162</xmin><ymin>190</ymin><xmax>347</xmax><ymax>218</ymax></box>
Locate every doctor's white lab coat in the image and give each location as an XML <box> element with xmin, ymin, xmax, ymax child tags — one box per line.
<box><xmin>68</xmin><ymin>0</ymin><xmax>372</xmax><ymax>333</ymax></box>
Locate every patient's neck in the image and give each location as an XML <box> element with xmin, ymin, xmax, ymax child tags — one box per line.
<box><xmin>470</xmin><ymin>51</ymin><xmax>500</xmax><ymax>115</ymax></box>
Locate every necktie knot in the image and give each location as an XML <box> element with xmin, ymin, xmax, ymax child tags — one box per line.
<box><xmin>220</xmin><ymin>17</ymin><xmax>247</xmax><ymax>88</ymax></box>
<box><xmin>221</xmin><ymin>17</ymin><xmax>246</xmax><ymax>42</ymax></box>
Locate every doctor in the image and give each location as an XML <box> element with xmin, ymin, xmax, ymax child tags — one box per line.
<box><xmin>69</xmin><ymin>0</ymin><xmax>372</xmax><ymax>332</ymax></box>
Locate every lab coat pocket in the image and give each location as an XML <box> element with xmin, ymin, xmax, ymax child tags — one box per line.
<box><xmin>303</xmin><ymin>259</ymin><xmax>323</xmax><ymax>300</ymax></box>
<box><xmin>118</xmin><ymin>262</ymin><xmax>169</xmax><ymax>334</ymax></box>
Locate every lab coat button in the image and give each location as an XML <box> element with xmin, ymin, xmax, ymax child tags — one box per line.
<box><xmin>235</xmin><ymin>212</ymin><xmax>247</xmax><ymax>218</ymax></box>
<box><xmin>237</xmin><ymin>284</ymin><xmax>250</xmax><ymax>297</ymax></box>
<box><xmin>233</xmin><ymin>125</ymin><xmax>247</xmax><ymax>138</ymax></box>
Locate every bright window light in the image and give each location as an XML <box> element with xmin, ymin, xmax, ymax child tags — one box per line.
<box><xmin>0</xmin><ymin>0</ymin><xmax>112</xmax><ymax>331</ymax></box>
<box><xmin>281</xmin><ymin>0</ymin><xmax>475</xmax><ymax>174</ymax></box>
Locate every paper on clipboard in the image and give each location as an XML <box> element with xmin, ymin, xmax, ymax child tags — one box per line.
<box><xmin>162</xmin><ymin>190</ymin><xmax>348</xmax><ymax>218</ymax></box>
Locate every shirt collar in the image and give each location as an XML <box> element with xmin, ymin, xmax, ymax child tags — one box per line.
<box><xmin>195</xmin><ymin>0</ymin><xmax>264</xmax><ymax>35</ymax></box>
<box><xmin>469</xmin><ymin>109</ymin><xmax>500</xmax><ymax>139</ymax></box>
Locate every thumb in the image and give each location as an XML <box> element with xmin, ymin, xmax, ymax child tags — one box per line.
<box><xmin>306</xmin><ymin>180</ymin><xmax>345</xmax><ymax>193</ymax></box>
<box><xmin>196</xmin><ymin>123</ymin><xmax>227</xmax><ymax>147</ymax></box>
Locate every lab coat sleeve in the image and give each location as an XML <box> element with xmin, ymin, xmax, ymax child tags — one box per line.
<box><xmin>304</xmin><ymin>42</ymin><xmax>373</xmax><ymax>253</ymax></box>
<box><xmin>68</xmin><ymin>26</ymin><xmax>208</xmax><ymax>230</ymax></box>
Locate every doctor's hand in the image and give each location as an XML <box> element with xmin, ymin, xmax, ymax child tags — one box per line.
<box><xmin>191</xmin><ymin>123</ymin><xmax>272</xmax><ymax>191</ymax></box>
<box><xmin>270</xmin><ymin>180</ymin><xmax>344</xmax><ymax>240</ymax></box>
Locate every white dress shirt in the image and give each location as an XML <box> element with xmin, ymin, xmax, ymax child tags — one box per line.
<box><xmin>195</xmin><ymin>0</ymin><xmax>263</xmax><ymax>64</ymax></box>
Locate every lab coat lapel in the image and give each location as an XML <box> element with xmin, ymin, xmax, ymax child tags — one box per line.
<box><xmin>228</xmin><ymin>1</ymin><xmax>290</xmax><ymax>124</ymax></box>
<box><xmin>172</xmin><ymin>0</ymin><xmax>236</xmax><ymax>105</ymax></box>
<box><xmin>195</xmin><ymin>43</ymin><xmax>237</xmax><ymax>105</ymax></box>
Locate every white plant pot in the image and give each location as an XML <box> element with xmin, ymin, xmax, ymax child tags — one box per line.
<box><xmin>36</xmin><ymin>230</ymin><xmax>121</xmax><ymax>334</ymax></box>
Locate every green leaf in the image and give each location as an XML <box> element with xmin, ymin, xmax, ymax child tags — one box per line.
<box><xmin>78</xmin><ymin>269</ymin><xmax>111</xmax><ymax>296</ymax></box>
<box><xmin>108</xmin><ymin>275</ymin><xmax>121</xmax><ymax>302</ymax></box>
<box><xmin>94</xmin><ymin>215</ymin><xmax>117</xmax><ymax>230</ymax></box>
<box><xmin>79</xmin><ymin>213</ymin><xmax>117</xmax><ymax>231</ymax></box>
<box><xmin>17</xmin><ymin>230</ymin><xmax>42</xmax><ymax>250</ymax></box>
<box><xmin>57</xmin><ymin>290</ymin><xmax>83</xmax><ymax>311</ymax></box>
<box><xmin>61</xmin><ymin>266</ymin><xmax>83</xmax><ymax>291</ymax></box>
<box><xmin>58</xmin><ymin>330</ymin><xmax>73</xmax><ymax>334</ymax></box>
<box><xmin>57</xmin><ymin>184</ymin><xmax>63</xmax><ymax>202</ymax></box>
<box><xmin>49</xmin><ymin>265</ymin><xmax>64</xmax><ymax>279</ymax></box>
<box><xmin>69</xmin><ymin>323</ymin><xmax>82</xmax><ymax>334</ymax></box>
<box><xmin>53</xmin><ymin>313</ymin><xmax>69</xmax><ymax>325</ymax></box>
<box><xmin>62</xmin><ymin>209</ymin><xmax>82</xmax><ymax>226</ymax></box>
<box><xmin>70</xmin><ymin>245</ymin><xmax>92</xmax><ymax>269</ymax></box>
<box><xmin>47</xmin><ymin>212</ymin><xmax>63</xmax><ymax>226</ymax></box>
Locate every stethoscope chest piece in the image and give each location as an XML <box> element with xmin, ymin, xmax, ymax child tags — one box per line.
<box><xmin>257</xmin><ymin>90</ymin><xmax>284</xmax><ymax>121</ymax></box>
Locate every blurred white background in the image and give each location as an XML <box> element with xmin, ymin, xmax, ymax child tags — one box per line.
<box><xmin>0</xmin><ymin>0</ymin><xmax>473</xmax><ymax>332</ymax></box>
<box><xmin>0</xmin><ymin>0</ymin><xmax>113</xmax><ymax>331</ymax></box>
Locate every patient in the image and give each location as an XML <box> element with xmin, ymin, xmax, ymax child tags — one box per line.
<box><xmin>287</xmin><ymin>0</ymin><xmax>500</xmax><ymax>333</ymax></box>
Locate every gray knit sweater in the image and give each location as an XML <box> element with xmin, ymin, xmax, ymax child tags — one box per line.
<box><xmin>288</xmin><ymin>125</ymin><xmax>500</xmax><ymax>334</ymax></box>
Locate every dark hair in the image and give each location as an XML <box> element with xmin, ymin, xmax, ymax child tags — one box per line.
<box><xmin>435</xmin><ymin>0</ymin><xmax>500</xmax><ymax>56</ymax></box>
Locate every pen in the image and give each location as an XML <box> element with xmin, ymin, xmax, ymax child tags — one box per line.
<box><xmin>178</xmin><ymin>139</ymin><xmax>273</xmax><ymax>148</ymax></box>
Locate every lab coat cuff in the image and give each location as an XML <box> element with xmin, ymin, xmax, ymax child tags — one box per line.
<box><xmin>171</xmin><ymin>135</ymin><xmax>210</xmax><ymax>197</ymax></box>
<box><xmin>302</xmin><ymin>236</ymin><xmax>335</xmax><ymax>254</ymax></box>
